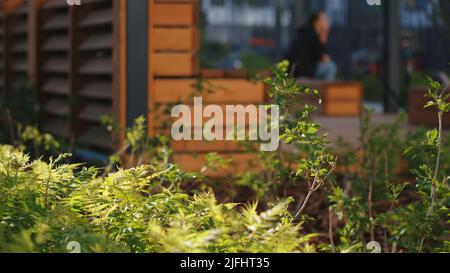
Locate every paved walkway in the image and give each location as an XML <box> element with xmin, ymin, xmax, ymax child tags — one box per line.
<box><xmin>313</xmin><ymin>114</ymin><xmax>417</xmax><ymax>146</ymax></box>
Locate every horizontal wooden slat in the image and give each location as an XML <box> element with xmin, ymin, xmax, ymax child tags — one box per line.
<box><xmin>201</xmin><ymin>69</ymin><xmax>226</xmax><ymax>79</ymax></box>
<box><xmin>79</xmin><ymin>8</ymin><xmax>113</xmax><ymax>27</ymax></box>
<box><xmin>154</xmin><ymin>79</ymin><xmax>265</xmax><ymax>104</ymax></box>
<box><xmin>42</xmin><ymin>0</ymin><xmax>68</xmax><ymax>10</ymax></box>
<box><xmin>79</xmin><ymin>33</ymin><xmax>113</xmax><ymax>51</ymax></box>
<box><xmin>153</xmin><ymin>53</ymin><xmax>196</xmax><ymax>77</ymax></box>
<box><xmin>225</xmin><ymin>69</ymin><xmax>248</xmax><ymax>78</ymax></box>
<box><xmin>324</xmin><ymin>83</ymin><xmax>362</xmax><ymax>101</ymax></box>
<box><xmin>43</xmin><ymin>35</ymin><xmax>69</xmax><ymax>51</ymax></box>
<box><xmin>153</xmin><ymin>104</ymin><xmax>261</xmax><ymax>128</ymax></box>
<box><xmin>324</xmin><ymin>101</ymin><xmax>361</xmax><ymax>116</ymax></box>
<box><xmin>171</xmin><ymin>140</ymin><xmax>244</xmax><ymax>153</ymax></box>
<box><xmin>42</xmin><ymin>78</ymin><xmax>70</xmax><ymax>95</ymax></box>
<box><xmin>44</xmin><ymin>99</ymin><xmax>71</xmax><ymax>116</ymax></box>
<box><xmin>295</xmin><ymin>81</ymin><xmax>362</xmax><ymax>117</ymax></box>
<box><xmin>41</xmin><ymin>14</ymin><xmax>68</xmax><ymax>31</ymax></box>
<box><xmin>12</xmin><ymin>39</ymin><xmax>27</xmax><ymax>53</ymax></box>
<box><xmin>153</xmin><ymin>2</ymin><xmax>196</xmax><ymax>26</ymax></box>
<box><xmin>78</xmin><ymin>103</ymin><xmax>112</xmax><ymax>122</ymax></box>
<box><xmin>153</xmin><ymin>27</ymin><xmax>198</xmax><ymax>52</ymax></box>
<box><xmin>11</xmin><ymin>22</ymin><xmax>27</xmax><ymax>34</ymax></box>
<box><xmin>79</xmin><ymin>58</ymin><xmax>113</xmax><ymax>75</ymax></box>
<box><xmin>173</xmin><ymin>153</ymin><xmax>259</xmax><ymax>176</ymax></box>
<box><xmin>12</xmin><ymin>59</ymin><xmax>27</xmax><ymax>72</ymax></box>
<box><xmin>43</xmin><ymin>58</ymin><xmax>68</xmax><ymax>73</ymax></box>
<box><xmin>83</xmin><ymin>0</ymin><xmax>113</xmax><ymax>5</ymax></box>
<box><xmin>78</xmin><ymin>81</ymin><xmax>113</xmax><ymax>100</ymax></box>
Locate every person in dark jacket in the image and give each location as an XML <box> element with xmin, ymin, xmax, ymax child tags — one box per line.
<box><xmin>288</xmin><ymin>12</ymin><xmax>337</xmax><ymax>81</ymax></box>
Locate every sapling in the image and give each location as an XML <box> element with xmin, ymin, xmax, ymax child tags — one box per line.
<box><xmin>264</xmin><ymin>61</ymin><xmax>336</xmax><ymax>218</ymax></box>
<box><xmin>417</xmin><ymin>79</ymin><xmax>449</xmax><ymax>251</ymax></box>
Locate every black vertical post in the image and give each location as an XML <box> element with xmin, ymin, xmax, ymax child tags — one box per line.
<box><xmin>275</xmin><ymin>0</ymin><xmax>282</xmax><ymax>58</ymax></box>
<box><xmin>383</xmin><ymin>0</ymin><xmax>401</xmax><ymax>112</ymax></box>
<box><xmin>126</xmin><ymin>0</ymin><xmax>148</xmax><ymax>127</ymax></box>
<box><xmin>292</xmin><ymin>0</ymin><xmax>308</xmax><ymax>31</ymax></box>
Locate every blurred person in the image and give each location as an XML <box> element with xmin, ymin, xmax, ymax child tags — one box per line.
<box><xmin>287</xmin><ymin>12</ymin><xmax>337</xmax><ymax>81</ymax></box>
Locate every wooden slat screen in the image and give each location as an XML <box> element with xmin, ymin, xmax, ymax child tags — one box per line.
<box><xmin>38</xmin><ymin>0</ymin><xmax>71</xmax><ymax>138</ymax></box>
<box><xmin>0</xmin><ymin>0</ymin><xmax>41</xmax><ymax>99</ymax></box>
<box><xmin>4</xmin><ymin>0</ymin><xmax>28</xmax><ymax>93</ymax></box>
<box><xmin>150</xmin><ymin>0</ymin><xmax>199</xmax><ymax>77</ymax></box>
<box><xmin>74</xmin><ymin>0</ymin><xmax>115</xmax><ymax>151</ymax></box>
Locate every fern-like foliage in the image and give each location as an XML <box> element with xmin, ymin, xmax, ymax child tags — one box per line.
<box><xmin>0</xmin><ymin>145</ymin><xmax>315</xmax><ymax>253</ymax></box>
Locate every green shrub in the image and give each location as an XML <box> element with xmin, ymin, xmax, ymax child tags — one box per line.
<box><xmin>0</xmin><ymin>145</ymin><xmax>317</xmax><ymax>253</ymax></box>
<box><xmin>0</xmin><ymin>61</ymin><xmax>448</xmax><ymax>253</ymax></box>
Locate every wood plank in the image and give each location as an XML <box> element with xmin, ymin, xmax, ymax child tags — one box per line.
<box><xmin>79</xmin><ymin>58</ymin><xmax>113</xmax><ymax>75</ymax></box>
<box><xmin>153</xmin><ymin>27</ymin><xmax>198</xmax><ymax>52</ymax></box>
<box><xmin>324</xmin><ymin>101</ymin><xmax>361</xmax><ymax>116</ymax></box>
<box><xmin>44</xmin><ymin>98</ymin><xmax>71</xmax><ymax>116</ymax></box>
<box><xmin>43</xmin><ymin>58</ymin><xmax>69</xmax><ymax>73</ymax></box>
<box><xmin>153</xmin><ymin>52</ymin><xmax>196</xmax><ymax>76</ymax></box>
<box><xmin>79</xmin><ymin>8</ymin><xmax>114</xmax><ymax>27</ymax></box>
<box><xmin>78</xmin><ymin>103</ymin><xmax>113</xmax><ymax>123</ymax></box>
<box><xmin>41</xmin><ymin>0</ymin><xmax>68</xmax><ymax>10</ymax></box>
<box><xmin>11</xmin><ymin>23</ymin><xmax>27</xmax><ymax>34</ymax></box>
<box><xmin>153</xmin><ymin>2</ymin><xmax>196</xmax><ymax>26</ymax></box>
<box><xmin>169</xmin><ymin>139</ymin><xmax>245</xmax><ymax>153</ymax></box>
<box><xmin>12</xmin><ymin>59</ymin><xmax>28</xmax><ymax>72</ymax></box>
<box><xmin>78</xmin><ymin>81</ymin><xmax>113</xmax><ymax>100</ymax></box>
<box><xmin>41</xmin><ymin>14</ymin><xmax>68</xmax><ymax>30</ymax></box>
<box><xmin>42</xmin><ymin>78</ymin><xmax>70</xmax><ymax>95</ymax></box>
<box><xmin>201</xmin><ymin>69</ymin><xmax>225</xmax><ymax>79</ymax></box>
<box><xmin>42</xmin><ymin>35</ymin><xmax>69</xmax><ymax>51</ymax></box>
<box><xmin>12</xmin><ymin>39</ymin><xmax>27</xmax><ymax>53</ymax></box>
<box><xmin>225</xmin><ymin>69</ymin><xmax>248</xmax><ymax>78</ymax></box>
<box><xmin>324</xmin><ymin>83</ymin><xmax>362</xmax><ymax>101</ymax></box>
<box><xmin>153</xmin><ymin>103</ymin><xmax>261</xmax><ymax>128</ymax></box>
<box><xmin>173</xmin><ymin>153</ymin><xmax>259</xmax><ymax>176</ymax></box>
<box><xmin>154</xmin><ymin>79</ymin><xmax>266</xmax><ymax>104</ymax></box>
<box><xmin>79</xmin><ymin>33</ymin><xmax>113</xmax><ymax>51</ymax></box>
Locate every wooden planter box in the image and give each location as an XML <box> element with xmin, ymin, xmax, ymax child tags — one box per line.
<box><xmin>409</xmin><ymin>86</ymin><xmax>450</xmax><ymax>128</ymax></box>
<box><xmin>296</xmin><ymin>80</ymin><xmax>363</xmax><ymax>117</ymax></box>
<box><xmin>150</xmin><ymin>74</ymin><xmax>267</xmax><ymax>175</ymax></box>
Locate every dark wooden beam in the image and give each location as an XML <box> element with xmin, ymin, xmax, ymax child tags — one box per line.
<box><xmin>126</xmin><ymin>0</ymin><xmax>148</xmax><ymax>127</ymax></box>
<box><xmin>383</xmin><ymin>0</ymin><xmax>401</xmax><ymax>112</ymax></box>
